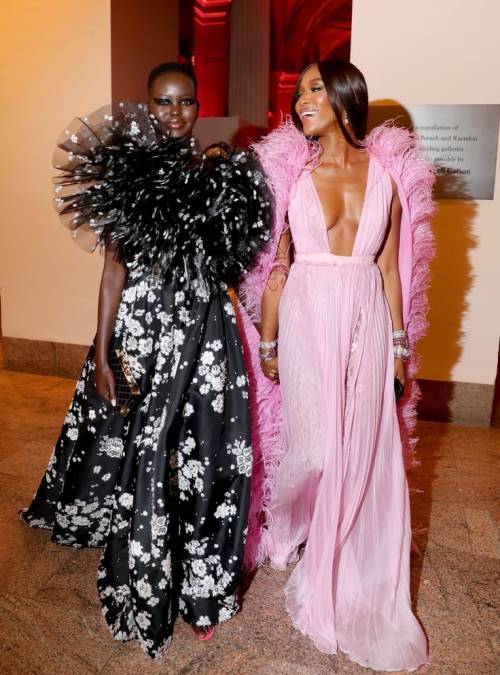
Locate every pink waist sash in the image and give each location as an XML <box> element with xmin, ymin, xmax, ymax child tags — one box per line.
<box><xmin>294</xmin><ymin>253</ymin><xmax>375</xmax><ymax>266</ymax></box>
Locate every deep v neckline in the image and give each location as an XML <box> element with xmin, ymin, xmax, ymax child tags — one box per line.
<box><xmin>309</xmin><ymin>156</ymin><xmax>372</xmax><ymax>256</ymax></box>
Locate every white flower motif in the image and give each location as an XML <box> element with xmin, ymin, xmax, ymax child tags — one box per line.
<box><xmin>161</xmin><ymin>554</ymin><xmax>172</xmax><ymax>578</ymax></box>
<box><xmin>214</xmin><ymin>502</ymin><xmax>237</xmax><ymax>519</ymax></box>
<box><xmin>211</xmin><ymin>394</ymin><xmax>224</xmax><ymax>414</ymax></box>
<box><xmin>66</xmin><ymin>428</ymin><xmax>78</xmax><ymax>441</ymax></box>
<box><xmin>227</xmin><ymin>438</ymin><xmax>252</xmax><ymax>477</ymax></box>
<box><xmin>138</xmin><ymin>337</ymin><xmax>153</xmax><ymax>355</ymax></box>
<box><xmin>151</xmin><ymin>514</ymin><xmax>168</xmax><ymax>538</ymax></box>
<box><xmin>236</xmin><ymin>375</ymin><xmax>247</xmax><ymax>388</ymax></box>
<box><xmin>127</xmin><ymin>318</ymin><xmax>144</xmax><ymax>337</ymax></box>
<box><xmin>201</xmin><ymin>351</ymin><xmax>215</xmax><ymax>366</ymax></box>
<box><xmin>210</xmin><ymin>376</ymin><xmax>224</xmax><ymax>392</ymax></box>
<box><xmin>184</xmin><ymin>436</ymin><xmax>196</xmax><ymax>453</ymax></box>
<box><xmin>183</xmin><ymin>403</ymin><xmax>194</xmax><ymax>417</ymax></box>
<box><xmin>119</xmin><ymin>492</ymin><xmax>134</xmax><ymax>509</ymax></box>
<box><xmin>178</xmin><ymin>307</ymin><xmax>191</xmax><ymax>324</ymax></box>
<box><xmin>136</xmin><ymin>578</ymin><xmax>152</xmax><ymax>599</ymax></box>
<box><xmin>130</xmin><ymin>540</ymin><xmax>144</xmax><ymax>558</ymax></box>
<box><xmin>219</xmin><ymin>607</ymin><xmax>233</xmax><ymax>622</ymax></box>
<box><xmin>192</xmin><ymin>559</ymin><xmax>207</xmax><ymax>577</ymax></box>
<box><xmin>135</xmin><ymin>611</ymin><xmax>151</xmax><ymax>630</ymax></box>
<box><xmin>72</xmin><ymin>516</ymin><xmax>90</xmax><ymax>527</ymax></box>
<box><xmin>196</xmin><ymin>615</ymin><xmax>211</xmax><ymax>627</ymax></box>
<box><xmin>99</xmin><ymin>436</ymin><xmax>124</xmax><ymax>458</ymax></box>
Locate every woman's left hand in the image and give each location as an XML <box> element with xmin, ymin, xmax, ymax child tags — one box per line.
<box><xmin>394</xmin><ymin>357</ymin><xmax>406</xmax><ymax>386</ymax></box>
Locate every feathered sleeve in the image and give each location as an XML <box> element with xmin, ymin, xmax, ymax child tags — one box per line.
<box><xmin>365</xmin><ymin>123</ymin><xmax>436</xmax><ymax>467</ymax></box>
<box><xmin>53</xmin><ymin>102</ymin><xmax>173</xmax><ymax>255</ymax></box>
<box><xmin>178</xmin><ymin>147</ymin><xmax>273</xmax><ymax>288</ymax></box>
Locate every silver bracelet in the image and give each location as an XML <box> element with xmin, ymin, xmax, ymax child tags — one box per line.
<box><xmin>394</xmin><ymin>344</ymin><xmax>410</xmax><ymax>360</ymax></box>
<box><xmin>260</xmin><ymin>340</ymin><xmax>278</xmax><ymax>349</ymax></box>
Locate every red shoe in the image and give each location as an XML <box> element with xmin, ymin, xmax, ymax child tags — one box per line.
<box><xmin>192</xmin><ymin>626</ymin><xmax>215</xmax><ymax>641</ymax></box>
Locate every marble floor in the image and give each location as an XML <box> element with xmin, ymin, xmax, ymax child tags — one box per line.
<box><xmin>0</xmin><ymin>369</ymin><xmax>498</xmax><ymax>675</ymax></box>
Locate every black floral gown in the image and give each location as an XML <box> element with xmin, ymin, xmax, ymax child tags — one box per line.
<box><xmin>21</xmin><ymin>104</ymin><xmax>270</xmax><ymax>658</ymax></box>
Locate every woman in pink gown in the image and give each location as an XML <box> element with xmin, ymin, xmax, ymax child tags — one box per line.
<box><xmin>239</xmin><ymin>60</ymin><xmax>435</xmax><ymax>671</ymax></box>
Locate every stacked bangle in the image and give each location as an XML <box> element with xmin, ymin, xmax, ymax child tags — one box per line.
<box><xmin>393</xmin><ymin>329</ymin><xmax>410</xmax><ymax>361</ymax></box>
<box><xmin>259</xmin><ymin>340</ymin><xmax>278</xmax><ymax>362</ymax></box>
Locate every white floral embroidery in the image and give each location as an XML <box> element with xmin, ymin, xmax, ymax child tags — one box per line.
<box><xmin>214</xmin><ymin>501</ymin><xmax>237</xmax><ymax>519</ymax></box>
<box><xmin>135</xmin><ymin>611</ymin><xmax>151</xmax><ymax>630</ymax></box>
<box><xmin>66</xmin><ymin>428</ymin><xmax>78</xmax><ymax>441</ymax></box>
<box><xmin>201</xmin><ymin>351</ymin><xmax>215</xmax><ymax>366</ymax></box>
<box><xmin>183</xmin><ymin>403</ymin><xmax>194</xmax><ymax>417</ymax></box>
<box><xmin>161</xmin><ymin>553</ymin><xmax>172</xmax><ymax>578</ymax></box>
<box><xmin>227</xmin><ymin>438</ymin><xmax>252</xmax><ymax>477</ymax></box>
<box><xmin>136</xmin><ymin>578</ymin><xmax>153</xmax><ymax>599</ymax></box>
<box><xmin>119</xmin><ymin>492</ymin><xmax>134</xmax><ymax>509</ymax></box>
<box><xmin>99</xmin><ymin>436</ymin><xmax>124</xmax><ymax>458</ymax></box>
<box><xmin>211</xmin><ymin>394</ymin><xmax>224</xmax><ymax>414</ymax></box>
<box><xmin>151</xmin><ymin>514</ymin><xmax>168</xmax><ymax>539</ymax></box>
<box><xmin>219</xmin><ymin>607</ymin><xmax>233</xmax><ymax>622</ymax></box>
<box><xmin>196</xmin><ymin>615</ymin><xmax>211</xmax><ymax>627</ymax></box>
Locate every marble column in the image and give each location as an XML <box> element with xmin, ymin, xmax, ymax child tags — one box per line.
<box><xmin>228</xmin><ymin>0</ymin><xmax>270</xmax><ymax>129</ymax></box>
<box><xmin>192</xmin><ymin>0</ymin><xmax>232</xmax><ymax>116</ymax></box>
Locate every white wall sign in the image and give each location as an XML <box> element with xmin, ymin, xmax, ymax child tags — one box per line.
<box><xmin>368</xmin><ymin>105</ymin><xmax>500</xmax><ymax>199</ymax></box>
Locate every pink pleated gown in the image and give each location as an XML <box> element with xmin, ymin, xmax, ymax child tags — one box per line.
<box><xmin>269</xmin><ymin>158</ymin><xmax>429</xmax><ymax>671</ymax></box>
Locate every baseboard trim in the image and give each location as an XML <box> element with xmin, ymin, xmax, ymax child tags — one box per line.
<box><xmin>417</xmin><ymin>378</ymin><xmax>494</xmax><ymax>427</ymax></box>
<box><xmin>1</xmin><ymin>337</ymin><xmax>495</xmax><ymax>426</ymax></box>
<box><xmin>2</xmin><ymin>337</ymin><xmax>89</xmax><ymax>380</ymax></box>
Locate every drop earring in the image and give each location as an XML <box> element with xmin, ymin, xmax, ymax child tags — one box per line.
<box><xmin>189</xmin><ymin>135</ymin><xmax>198</xmax><ymax>156</ymax></box>
<box><xmin>344</xmin><ymin>114</ymin><xmax>349</xmax><ymax>126</ymax></box>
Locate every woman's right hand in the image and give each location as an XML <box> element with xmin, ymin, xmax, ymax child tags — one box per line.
<box><xmin>261</xmin><ymin>357</ymin><xmax>279</xmax><ymax>384</ymax></box>
<box><xmin>95</xmin><ymin>360</ymin><xmax>116</xmax><ymax>406</ymax></box>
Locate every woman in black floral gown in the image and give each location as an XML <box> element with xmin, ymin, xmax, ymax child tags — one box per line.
<box><xmin>21</xmin><ymin>63</ymin><xmax>270</xmax><ymax>657</ymax></box>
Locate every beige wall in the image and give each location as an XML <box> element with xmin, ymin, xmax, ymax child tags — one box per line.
<box><xmin>352</xmin><ymin>0</ymin><xmax>500</xmax><ymax>386</ymax></box>
<box><xmin>0</xmin><ymin>0</ymin><xmax>111</xmax><ymax>345</ymax></box>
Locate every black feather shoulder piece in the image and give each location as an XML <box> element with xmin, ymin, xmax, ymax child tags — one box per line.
<box><xmin>179</xmin><ymin>145</ymin><xmax>273</xmax><ymax>288</ymax></box>
<box><xmin>53</xmin><ymin>104</ymin><xmax>272</xmax><ymax>288</ymax></box>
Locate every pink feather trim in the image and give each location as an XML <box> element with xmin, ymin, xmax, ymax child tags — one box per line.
<box><xmin>238</xmin><ymin>118</ymin><xmax>319</xmax><ymax>323</ymax></box>
<box><xmin>365</xmin><ymin>123</ymin><xmax>436</xmax><ymax>468</ymax></box>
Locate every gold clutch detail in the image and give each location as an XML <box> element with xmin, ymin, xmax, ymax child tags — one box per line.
<box><xmin>109</xmin><ymin>347</ymin><xmax>141</xmax><ymax>416</ymax></box>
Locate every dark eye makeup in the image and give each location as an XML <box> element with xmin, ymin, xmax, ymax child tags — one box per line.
<box><xmin>294</xmin><ymin>83</ymin><xmax>323</xmax><ymax>100</ymax></box>
<box><xmin>153</xmin><ymin>97</ymin><xmax>195</xmax><ymax>107</ymax></box>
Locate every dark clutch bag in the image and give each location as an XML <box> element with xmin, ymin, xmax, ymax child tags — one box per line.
<box><xmin>394</xmin><ymin>377</ymin><xmax>405</xmax><ymax>402</ymax></box>
<box><xmin>109</xmin><ymin>347</ymin><xmax>141</xmax><ymax>416</ymax></box>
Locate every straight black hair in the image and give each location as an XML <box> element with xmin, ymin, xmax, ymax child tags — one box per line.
<box><xmin>291</xmin><ymin>59</ymin><xmax>368</xmax><ymax>149</ymax></box>
<box><xmin>147</xmin><ymin>62</ymin><xmax>198</xmax><ymax>96</ymax></box>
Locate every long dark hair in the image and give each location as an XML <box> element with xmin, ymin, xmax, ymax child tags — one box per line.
<box><xmin>291</xmin><ymin>59</ymin><xmax>368</xmax><ymax>149</ymax></box>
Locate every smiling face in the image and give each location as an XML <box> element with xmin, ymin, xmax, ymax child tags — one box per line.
<box><xmin>294</xmin><ymin>64</ymin><xmax>338</xmax><ymax>137</ymax></box>
<box><xmin>148</xmin><ymin>71</ymin><xmax>198</xmax><ymax>139</ymax></box>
